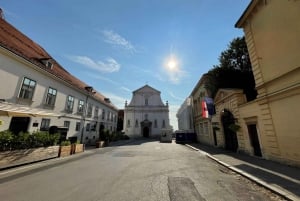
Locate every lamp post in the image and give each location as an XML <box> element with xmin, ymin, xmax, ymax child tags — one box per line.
<box><xmin>80</xmin><ymin>86</ymin><xmax>95</xmax><ymax>144</ymax></box>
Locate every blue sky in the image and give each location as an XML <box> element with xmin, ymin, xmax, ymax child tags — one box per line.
<box><xmin>1</xmin><ymin>0</ymin><xmax>250</xmax><ymax>130</ymax></box>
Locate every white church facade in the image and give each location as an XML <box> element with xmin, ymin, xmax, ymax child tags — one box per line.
<box><xmin>124</xmin><ymin>85</ymin><xmax>170</xmax><ymax>138</ymax></box>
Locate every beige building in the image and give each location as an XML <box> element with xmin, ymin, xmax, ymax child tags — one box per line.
<box><xmin>231</xmin><ymin>0</ymin><xmax>300</xmax><ymax>167</ymax></box>
<box><xmin>190</xmin><ymin>75</ymin><xmax>215</xmax><ymax>145</ymax></box>
<box><xmin>190</xmin><ymin>0</ymin><xmax>300</xmax><ymax>167</ymax></box>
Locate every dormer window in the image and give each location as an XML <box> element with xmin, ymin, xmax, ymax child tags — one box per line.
<box><xmin>40</xmin><ymin>58</ymin><xmax>53</xmax><ymax>69</ymax></box>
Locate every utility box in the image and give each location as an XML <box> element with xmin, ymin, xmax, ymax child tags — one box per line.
<box><xmin>160</xmin><ymin>128</ymin><xmax>173</xmax><ymax>143</ymax></box>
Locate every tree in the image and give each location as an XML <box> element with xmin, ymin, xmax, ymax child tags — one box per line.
<box><xmin>206</xmin><ymin>37</ymin><xmax>257</xmax><ymax>101</ymax></box>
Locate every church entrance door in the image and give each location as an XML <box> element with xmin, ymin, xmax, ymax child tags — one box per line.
<box><xmin>143</xmin><ymin>127</ymin><xmax>149</xmax><ymax>137</ymax></box>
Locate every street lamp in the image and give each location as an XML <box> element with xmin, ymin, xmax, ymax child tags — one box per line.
<box><xmin>80</xmin><ymin>86</ymin><xmax>95</xmax><ymax>144</ymax></box>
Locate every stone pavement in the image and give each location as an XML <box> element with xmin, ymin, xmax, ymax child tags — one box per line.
<box><xmin>186</xmin><ymin>143</ymin><xmax>300</xmax><ymax>201</ymax></box>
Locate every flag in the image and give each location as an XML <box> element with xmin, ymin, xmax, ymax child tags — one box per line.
<box><xmin>202</xmin><ymin>100</ymin><xmax>209</xmax><ymax>118</ymax></box>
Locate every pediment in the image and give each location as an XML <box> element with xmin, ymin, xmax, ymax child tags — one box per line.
<box><xmin>133</xmin><ymin>85</ymin><xmax>160</xmax><ymax>94</ymax></box>
<box><xmin>214</xmin><ymin>88</ymin><xmax>243</xmax><ymax>103</ymax></box>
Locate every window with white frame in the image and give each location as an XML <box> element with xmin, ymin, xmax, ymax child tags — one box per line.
<box><xmin>75</xmin><ymin>122</ymin><xmax>81</xmax><ymax>131</ymax></box>
<box><xmin>78</xmin><ymin>100</ymin><xmax>84</xmax><ymax>113</ymax></box>
<box><xmin>19</xmin><ymin>77</ymin><xmax>36</xmax><ymax>100</ymax></box>
<box><xmin>87</xmin><ymin>103</ymin><xmax>92</xmax><ymax>117</ymax></box>
<box><xmin>65</xmin><ymin>95</ymin><xmax>74</xmax><ymax>112</ymax></box>
<box><xmin>45</xmin><ymin>87</ymin><xmax>57</xmax><ymax>106</ymax></box>
<box><xmin>94</xmin><ymin>106</ymin><xmax>99</xmax><ymax>118</ymax></box>
<box><xmin>64</xmin><ymin>121</ymin><xmax>70</xmax><ymax>129</ymax></box>
<box><xmin>40</xmin><ymin>118</ymin><xmax>50</xmax><ymax>131</ymax></box>
<box><xmin>102</xmin><ymin>109</ymin><xmax>105</xmax><ymax>120</ymax></box>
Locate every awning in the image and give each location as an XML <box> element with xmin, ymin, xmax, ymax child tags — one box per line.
<box><xmin>0</xmin><ymin>102</ymin><xmax>60</xmax><ymax>117</ymax></box>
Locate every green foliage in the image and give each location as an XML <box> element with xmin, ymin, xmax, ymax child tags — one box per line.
<box><xmin>60</xmin><ymin>140</ymin><xmax>71</xmax><ymax>146</ymax></box>
<box><xmin>0</xmin><ymin>130</ymin><xmax>60</xmax><ymax>151</ymax></box>
<box><xmin>0</xmin><ymin>130</ymin><xmax>14</xmax><ymax>151</ymax></box>
<box><xmin>205</xmin><ymin>37</ymin><xmax>257</xmax><ymax>101</ymax></box>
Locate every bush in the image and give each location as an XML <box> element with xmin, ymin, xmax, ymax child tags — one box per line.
<box><xmin>0</xmin><ymin>130</ymin><xmax>60</xmax><ymax>151</ymax></box>
<box><xmin>0</xmin><ymin>130</ymin><xmax>14</xmax><ymax>151</ymax></box>
<box><xmin>60</xmin><ymin>140</ymin><xmax>71</xmax><ymax>146</ymax></box>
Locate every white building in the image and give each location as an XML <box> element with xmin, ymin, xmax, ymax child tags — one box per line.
<box><xmin>0</xmin><ymin>15</ymin><xmax>118</xmax><ymax>144</ymax></box>
<box><xmin>124</xmin><ymin>85</ymin><xmax>170</xmax><ymax>138</ymax></box>
<box><xmin>176</xmin><ymin>97</ymin><xmax>194</xmax><ymax>132</ymax></box>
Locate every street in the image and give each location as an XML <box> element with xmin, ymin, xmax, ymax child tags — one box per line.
<box><xmin>0</xmin><ymin>139</ymin><xmax>284</xmax><ymax>201</ymax></box>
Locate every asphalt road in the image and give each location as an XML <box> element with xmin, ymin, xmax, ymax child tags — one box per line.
<box><xmin>0</xmin><ymin>139</ymin><xmax>282</xmax><ymax>201</ymax></box>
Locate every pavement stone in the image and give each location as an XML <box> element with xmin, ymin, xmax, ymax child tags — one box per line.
<box><xmin>186</xmin><ymin>143</ymin><xmax>300</xmax><ymax>201</ymax></box>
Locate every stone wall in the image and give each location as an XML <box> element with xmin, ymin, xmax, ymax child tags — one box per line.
<box><xmin>0</xmin><ymin>146</ymin><xmax>59</xmax><ymax>169</ymax></box>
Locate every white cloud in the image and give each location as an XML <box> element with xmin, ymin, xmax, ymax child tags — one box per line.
<box><xmin>169</xmin><ymin>91</ymin><xmax>184</xmax><ymax>101</ymax></box>
<box><xmin>102</xmin><ymin>30</ymin><xmax>136</xmax><ymax>53</ymax></box>
<box><xmin>69</xmin><ymin>56</ymin><xmax>120</xmax><ymax>73</ymax></box>
<box><xmin>120</xmin><ymin>86</ymin><xmax>131</xmax><ymax>92</ymax></box>
<box><xmin>86</xmin><ymin>73</ymin><xmax>118</xmax><ymax>85</ymax></box>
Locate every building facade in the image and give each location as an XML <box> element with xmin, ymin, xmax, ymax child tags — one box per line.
<box><xmin>0</xmin><ymin>16</ymin><xmax>118</xmax><ymax>145</ymax></box>
<box><xmin>176</xmin><ymin>97</ymin><xmax>193</xmax><ymax>132</ymax></box>
<box><xmin>234</xmin><ymin>0</ymin><xmax>300</xmax><ymax>167</ymax></box>
<box><xmin>190</xmin><ymin>75</ymin><xmax>215</xmax><ymax>145</ymax></box>
<box><xmin>124</xmin><ymin>85</ymin><xmax>170</xmax><ymax>138</ymax></box>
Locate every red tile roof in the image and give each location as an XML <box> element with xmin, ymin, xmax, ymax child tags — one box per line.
<box><xmin>0</xmin><ymin>17</ymin><xmax>118</xmax><ymax>111</ymax></box>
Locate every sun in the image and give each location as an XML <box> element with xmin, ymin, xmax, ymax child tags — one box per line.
<box><xmin>165</xmin><ymin>55</ymin><xmax>179</xmax><ymax>72</ymax></box>
<box><xmin>167</xmin><ymin>59</ymin><xmax>177</xmax><ymax>70</ymax></box>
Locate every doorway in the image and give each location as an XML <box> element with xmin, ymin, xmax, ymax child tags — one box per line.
<box><xmin>9</xmin><ymin>117</ymin><xmax>30</xmax><ymax>135</ymax></box>
<box><xmin>143</xmin><ymin>127</ymin><xmax>149</xmax><ymax>137</ymax></box>
<box><xmin>221</xmin><ymin>109</ymin><xmax>238</xmax><ymax>152</ymax></box>
<box><xmin>247</xmin><ymin>124</ymin><xmax>262</xmax><ymax>157</ymax></box>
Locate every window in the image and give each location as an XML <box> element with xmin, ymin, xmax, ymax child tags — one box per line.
<box><xmin>19</xmin><ymin>77</ymin><xmax>36</xmax><ymax>100</ymax></box>
<box><xmin>75</xmin><ymin>122</ymin><xmax>81</xmax><ymax>131</ymax></box>
<box><xmin>154</xmin><ymin>119</ymin><xmax>157</xmax><ymax>128</ymax></box>
<box><xmin>204</xmin><ymin>122</ymin><xmax>209</xmax><ymax>135</ymax></box>
<box><xmin>66</xmin><ymin>95</ymin><xmax>74</xmax><ymax>112</ymax></box>
<box><xmin>127</xmin><ymin>120</ymin><xmax>130</xmax><ymax>127</ymax></box>
<box><xmin>45</xmin><ymin>87</ymin><xmax>57</xmax><ymax>106</ymax></box>
<box><xmin>40</xmin><ymin>118</ymin><xmax>50</xmax><ymax>131</ymax></box>
<box><xmin>91</xmin><ymin>122</ymin><xmax>97</xmax><ymax>131</ymax></box>
<box><xmin>86</xmin><ymin>123</ymin><xmax>90</xmax><ymax>131</ymax></box>
<box><xmin>87</xmin><ymin>103</ymin><xmax>92</xmax><ymax>117</ymax></box>
<box><xmin>102</xmin><ymin>109</ymin><xmax>105</xmax><ymax>120</ymax></box>
<box><xmin>162</xmin><ymin>120</ymin><xmax>165</xmax><ymax>128</ymax></box>
<box><xmin>145</xmin><ymin>98</ymin><xmax>148</xmax><ymax>105</ymax></box>
<box><xmin>78</xmin><ymin>100</ymin><xmax>84</xmax><ymax>113</ymax></box>
<box><xmin>145</xmin><ymin>114</ymin><xmax>148</xmax><ymax>120</ymax></box>
<box><xmin>135</xmin><ymin>119</ymin><xmax>138</xmax><ymax>127</ymax></box>
<box><xmin>64</xmin><ymin>121</ymin><xmax>70</xmax><ymax>128</ymax></box>
<box><xmin>94</xmin><ymin>106</ymin><xmax>99</xmax><ymax>118</ymax></box>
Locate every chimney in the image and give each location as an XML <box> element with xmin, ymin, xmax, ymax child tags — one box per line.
<box><xmin>0</xmin><ymin>8</ymin><xmax>4</xmax><ymax>19</ymax></box>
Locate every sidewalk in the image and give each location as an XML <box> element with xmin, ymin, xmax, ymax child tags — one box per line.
<box><xmin>186</xmin><ymin>143</ymin><xmax>300</xmax><ymax>201</ymax></box>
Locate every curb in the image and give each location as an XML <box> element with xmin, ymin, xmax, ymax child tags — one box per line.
<box><xmin>185</xmin><ymin>144</ymin><xmax>298</xmax><ymax>201</ymax></box>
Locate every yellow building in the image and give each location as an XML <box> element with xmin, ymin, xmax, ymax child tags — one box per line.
<box><xmin>234</xmin><ymin>0</ymin><xmax>300</xmax><ymax>167</ymax></box>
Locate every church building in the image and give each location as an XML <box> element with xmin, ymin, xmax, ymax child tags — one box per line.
<box><xmin>124</xmin><ymin>85</ymin><xmax>170</xmax><ymax>138</ymax></box>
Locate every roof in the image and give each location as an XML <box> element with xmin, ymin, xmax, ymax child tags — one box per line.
<box><xmin>0</xmin><ymin>17</ymin><xmax>117</xmax><ymax>111</ymax></box>
<box><xmin>133</xmin><ymin>84</ymin><xmax>161</xmax><ymax>94</ymax></box>
<box><xmin>235</xmin><ymin>0</ymin><xmax>260</xmax><ymax>28</ymax></box>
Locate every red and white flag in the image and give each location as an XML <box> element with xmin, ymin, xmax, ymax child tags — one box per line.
<box><xmin>202</xmin><ymin>100</ymin><xmax>209</xmax><ymax>118</ymax></box>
